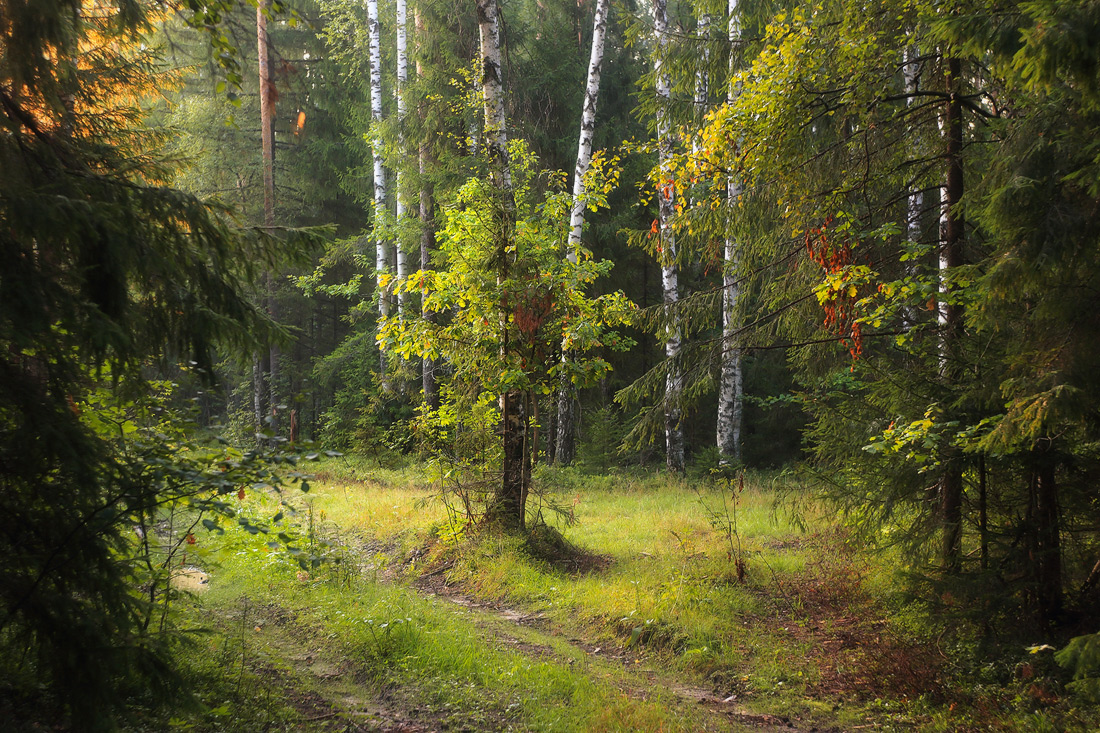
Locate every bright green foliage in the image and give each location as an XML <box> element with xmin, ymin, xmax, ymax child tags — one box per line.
<box><xmin>378</xmin><ymin>142</ymin><xmax>634</xmax><ymax>405</ymax></box>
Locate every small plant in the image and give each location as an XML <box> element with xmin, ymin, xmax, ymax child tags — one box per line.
<box><xmin>702</xmin><ymin>469</ymin><xmax>748</xmax><ymax>583</ymax></box>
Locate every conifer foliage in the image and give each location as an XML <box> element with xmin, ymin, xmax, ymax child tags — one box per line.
<box><xmin>0</xmin><ymin>0</ymin><xmax>292</xmax><ymax>727</ymax></box>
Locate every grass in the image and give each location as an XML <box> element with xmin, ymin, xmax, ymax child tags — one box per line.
<box><xmin>139</xmin><ymin>454</ymin><xmax>1100</xmax><ymax>732</ymax></box>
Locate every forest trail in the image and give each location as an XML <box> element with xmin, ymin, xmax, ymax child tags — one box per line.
<box><xmin>421</xmin><ymin>587</ymin><xmax>828</xmax><ymax>733</ymax></box>
<box><xmin>234</xmin><ymin>581</ymin><xmax>829</xmax><ymax>733</ymax></box>
<box><xmin>212</xmin><ymin>517</ymin><xmax>843</xmax><ymax>733</ymax></box>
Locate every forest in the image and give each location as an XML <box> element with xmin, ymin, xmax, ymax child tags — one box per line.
<box><xmin>4</xmin><ymin>0</ymin><xmax>1100</xmax><ymax>730</ymax></box>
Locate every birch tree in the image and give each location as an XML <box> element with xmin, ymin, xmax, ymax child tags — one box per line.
<box><xmin>653</xmin><ymin>0</ymin><xmax>684</xmax><ymax>472</ymax></box>
<box><xmin>367</xmin><ymin>0</ymin><xmax>389</xmax><ymax>325</ymax></box>
<box><xmin>555</xmin><ymin>0</ymin><xmax>611</xmax><ymax>466</ymax></box>
<box><xmin>395</xmin><ymin>0</ymin><xmax>409</xmax><ymax>314</ymax></box>
<box><xmin>716</xmin><ymin>0</ymin><xmax>742</xmax><ymax>466</ymax></box>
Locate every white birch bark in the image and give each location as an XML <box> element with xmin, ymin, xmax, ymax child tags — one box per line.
<box><xmin>567</xmin><ymin>0</ymin><xmax>610</xmax><ymax>255</ymax></box>
<box><xmin>555</xmin><ymin>0</ymin><xmax>611</xmax><ymax>465</ymax></box>
<box><xmin>367</xmin><ymin>0</ymin><xmax>389</xmax><ymax>319</ymax></box>
<box><xmin>395</xmin><ymin>0</ymin><xmax>409</xmax><ymax>314</ymax></box>
<box><xmin>716</xmin><ymin>0</ymin><xmax>743</xmax><ymax>465</ymax></box>
<box><xmin>694</xmin><ymin>11</ymin><xmax>710</xmax><ymax>116</ymax></box>
<box><xmin>903</xmin><ymin>45</ymin><xmax>923</xmax><ymax>250</ymax></box>
<box><xmin>478</xmin><ymin>0</ymin><xmax>511</xmax><ymax>193</ymax></box>
<box><xmin>899</xmin><ymin>42</ymin><xmax>923</xmax><ymax>332</ymax></box>
<box><xmin>654</xmin><ymin>0</ymin><xmax>684</xmax><ymax>473</ymax></box>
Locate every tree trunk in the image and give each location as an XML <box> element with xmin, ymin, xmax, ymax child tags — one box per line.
<box><xmin>903</xmin><ymin>44</ymin><xmax>923</xmax><ymax>250</ymax></box>
<box><xmin>258</xmin><ymin>0</ymin><xmax>275</xmax><ymax>230</ymax></box>
<box><xmin>415</xmin><ymin>7</ymin><xmax>440</xmax><ymax>410</ymax></box>
<box><xmin>252</xmin><ymin>351</ymin><xmax>267</xmax><ymax>438</ymax></box>
<box><xmin>978</xmin><ymin>453</ymin><xmax>988</xmax><ymax>570</ymax></box>
<box><xmin>1034</xmin><ymin>454</ymin><xmax>1062</xmax><ymax>622</ymax></box>
<box><xmin>939</xmin><ymin>56</ymin><xmax>964</xmax><ymax>573</ymax></box>
<box><xmin>257</xmin><ymin>0</ymin><xmax>278</xmax><ymax>439</ymax></box>
<box><xmin>395</xmin><ymin>0</ymin><xmax>409</xmax><ymax>315</ymax></box>
<box><xmin>556</xmin><ymin>0</ymin><xmax>610</xmax><ymax>466</ymax></box>
<box><xmin>654</xmin><ymin>0</ymin><xmax>684</xmax><ymax>473</ymax></box>
<box><xmin>368</xmin><ymin>0</ymin><xmax>390</xmax><ymax>335</ymax></box>
<box><xmin>900</xmin><ymin>42</ymin><xmax>923</xmax><ymax>330</ymax></box>
<box><xmin>716</xmin><ymin>0</ymin><xmax>743</xmax><ymax>466</ymax></box>
<box><xmin>478</xmin><ymin>0</ymin><xmax>525</xmax><ymax>531</ymax></box>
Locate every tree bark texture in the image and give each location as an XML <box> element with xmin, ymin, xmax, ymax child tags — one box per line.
<box><xmin>716</xmin><ymin>0</ymin><xmax>743</xmax><ymax>466</ymax></box>
<box><xmin>653</xmin><ymin>0</ymin><xmax>684</xmax><ymax>473</ymax></box>
<box><xmin>415</xmin><ymin>7</ymin><xmax>439</xmax><ymax>410</ymax></box>
<box><xmin>556</xmin><ymin>0</ymin><xmax>610</xmax><ymax>466</ymax></box>
<box><xmin>368</xmin><ymin>0</ymin><xmax>389</xmax><ymax>325</ymax></box>
<box><xmin>257</xmin><ymin>0</ymin><xmax>279</xmax><ymax>437</ymax></box>
<box><xmin>395</xmin><ymin>0</ymin><xmax>409</xmax><ymax>314</ymax></box>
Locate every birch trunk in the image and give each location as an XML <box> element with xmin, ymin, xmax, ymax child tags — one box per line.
<box><xmin>716</xmin><ymin>0</ymin><xmax>743</xmax><ymax>466</ymax></box>
<box><xmin>694</xmin><ymin>12</ymin><xmax>709</xmax><ymax>114</ymax></box>
<box><xmin>903</xmin><ymin>45</ymin><xmax>923</xmax><ymax>251</ymax></box>
<box><xmin>555</xmin><ymin>0</ymin><xmax>611</xmax><ymax>466</ymax></box>
<box><xmin>477</xmin><ymin>0</ymin><xmax>525</xmax><ymax>531</ymax></box>
<box><xmin>395</xmin><ymin>0</ymin><xmax>409</xmax><ymax>314</ymax></box>
<box><xmin>368</xmin><ymin>0</ymin><xmax>389</xmax><ymax>326</ymax></box>
<box><xmin>654</xmin><ymin>0</ymin><xmax>684</xmax><ymax>473</ymax></box>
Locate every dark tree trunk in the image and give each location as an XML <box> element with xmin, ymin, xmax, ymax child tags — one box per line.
<box><xmin>978</xmin><ymin>454</ymin><xmax>988</xmax><ymax>570</ymax></box>
<box><xmin>939</xmin><ymin>56</ymin><xmax>965</xmax><ymax>573</ymax></box>
<box><xmin>478</xmin><ymin>0</ymin><xmax>526</xmax><ymax>531</ymax></box>
<box><xmin>493</xmin><ymin>389</ymin><xmax>527</xmax><ymax>532</ymax></box>
<box><xmin>1034</xmin><ymin>455</ymin><xmax>1062</xmax><ymax>622</ymax></box>
<box><xmin>415</xmin><ymin>7</ymin><xmax>440</xmax><ymax>412</ymax></box>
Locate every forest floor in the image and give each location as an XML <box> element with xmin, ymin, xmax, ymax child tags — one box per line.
<box><xmin>161</xmin><ymin>458</ymin><xmax>1084</xmax><ymax>732</ymax></box>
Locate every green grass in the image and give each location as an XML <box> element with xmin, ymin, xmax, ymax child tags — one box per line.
<box><xmin>295</xmin><ymin>461</ymin><xmax>859</xmax><ymax>725</ymax></box>
<box><xmin>146</xmin><ymin>456</ymin><xmax>1100</xmax><ymax>732</ymax></box>
<box><xmin>153</xmin><ymin>468</ymin><xmax>732</xmax><ymax>732</ymax></box>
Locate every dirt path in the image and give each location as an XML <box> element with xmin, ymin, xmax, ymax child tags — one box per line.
<box><xmin>412</xmin><ymin>581</ymin><xmax>834</xmax><ymax>733</ymax></box>
<box><xmin>219</xmin><ymin>568</ymin><xmax>836</xmax><ymax>733</ymax></box>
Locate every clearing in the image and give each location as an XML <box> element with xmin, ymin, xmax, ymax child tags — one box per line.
<box><xmin>162</xmin><ymin>459</ymin><xmax>1061</xmax><ymax>732</ymax></box>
